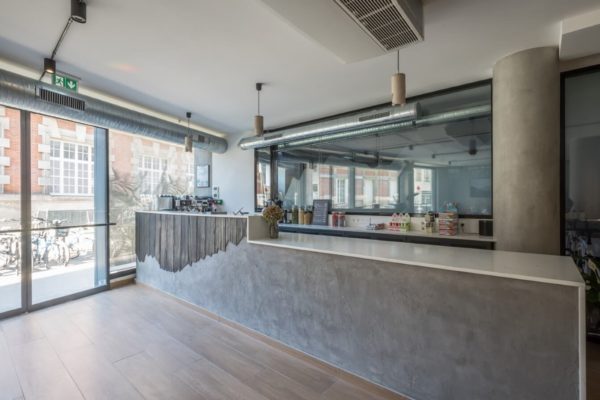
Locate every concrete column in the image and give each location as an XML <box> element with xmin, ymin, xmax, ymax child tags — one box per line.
<box><xmin>493</xmin><ymin>47</ymin><xmax>560</xmax><ymax>255</ymax></box>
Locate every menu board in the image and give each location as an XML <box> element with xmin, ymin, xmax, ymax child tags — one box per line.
<box><xmin>312</xmin><ymin>200</ymin><xmax>331</xmax><ymax>226</ymax></box>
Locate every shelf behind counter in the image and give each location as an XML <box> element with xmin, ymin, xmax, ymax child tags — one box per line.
<box><xmin>278</xmin><ymin>223</ymin><xmax>496</xmax><ymax>250</ymax></box>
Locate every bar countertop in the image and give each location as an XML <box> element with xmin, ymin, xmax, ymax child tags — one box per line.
<box><xmin>136</xmin><ymin>210</ymin><xmax>250</xmax><ymax>218</ymax></box>
<box><xmin>248</xmin><ymin>231</ymin><xmax>584</xmax><ymax>287</ymax></box>
<box><xmin>279</xmin><ymin>222</ymin><xmax>496</xmax><ymax>242</ymax></box>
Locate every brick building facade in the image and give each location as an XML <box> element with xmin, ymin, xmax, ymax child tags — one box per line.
<box><xmin>0</xmin><ymin>105</ymin><xmax>194</xmax><ymax>267</ymax></box>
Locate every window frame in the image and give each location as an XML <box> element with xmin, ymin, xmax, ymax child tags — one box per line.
<box><xmin>560</xmin><ymin>63</ymin><xmax>600</xmax><ymax>255</ymax></box>
<box><xmin>49</xmin><ymin>140</ymin><xmax>94</xmax><ymax>196</ymax></box>
<box><xmin>137</xmin><ymin>154</ymin><xmax>168</xmax><ymax>196</ymax></box>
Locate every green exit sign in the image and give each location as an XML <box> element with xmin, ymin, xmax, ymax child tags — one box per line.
<box><xmin>53</xmin><ymin>74</ymin><xmax>78</xmax><ymax>92</ymax></box>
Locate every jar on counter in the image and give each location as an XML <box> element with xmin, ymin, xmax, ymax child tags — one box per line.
<box><xmin>304</xmin><ymin>211</ymin><xmax>312</xmax><ymax>225</ymax></box>
<box><xmin>332</xmin><ymin>212</ymin><xmax>338</xmax><ymax>227</ymax></box>
<box><xmin>337</xmin><ymin>212</ymin><xmax>346</xmax><ymax>227</ymax></box>
<box><xmin>298</xmin><ymin>208</ymin><xmax>305</xmax><ymax>225</ymax></box>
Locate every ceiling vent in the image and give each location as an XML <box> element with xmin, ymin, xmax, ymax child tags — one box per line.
<box><xmin>258</xmin><ymin>0</ymin><xmax>423</xmax><ymax>63</ymax></box>
<box><xmin>38</xmin><ymin>87</ymin><xmax>85</xmax><ymax>111</ymax></box>
<box><xmin>334</xmin><ymin>0</ymin><xmax>423</xmax><ymax>51</ymax></box>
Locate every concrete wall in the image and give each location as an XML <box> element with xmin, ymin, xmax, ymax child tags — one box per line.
<box><xmin>493</xmin><ymin>47</ymin><xmax>560</xmax><ymax>254</ymax></box>
<box><xmin>137</xmin><ymin>241</ymin><xmax>580</xmax><ymax>400</ymax></box>
<box><xmin>211</xmin><ymin>132</ymin><xmax>255</xmax><ymax>212</ymax></box>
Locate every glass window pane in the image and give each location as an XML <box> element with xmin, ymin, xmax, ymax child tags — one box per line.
<box><xmin>564</xmin><ymin>69</ymin><xmax>600</xmax><ymax>335</ymax></box>
<box><xmin>30</xmin><ymin>114</ymin><xmax>107</xmax><ymax>305</ymax></box>
<box><xmin>332</xmin><ymin>166</ymin><xmax>349</xmax><ymax>209</ymax></box>
<box><xmin>255</xmin><ymin>148</ymin><xmax>271</xmax><ymax>209</ymax></box>
<box><xmin>0</xmin><ymin>106</ymin><xmax>22</xmax><ymax>314</ymax></box>
<box><xmin>109</xmin><ymin>130</ymin><xmax>192</xmax><ymax>273</ymax></box>
<box><xmin>269</xmin><ymin>82</ymin><xmax>492</xmax><ymax>215</ymax></box>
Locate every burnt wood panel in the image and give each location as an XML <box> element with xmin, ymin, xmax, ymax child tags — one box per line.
<box><xmin>135</xmin><ymin>213</ymin><xmax>247</xmax><ymax>272</ymax></box>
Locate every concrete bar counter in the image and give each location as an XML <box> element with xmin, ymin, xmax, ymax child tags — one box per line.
<box><xmin>136</xmin><ymin>212</ymin><xmax>585</xmax><ymax>400</ymax></box>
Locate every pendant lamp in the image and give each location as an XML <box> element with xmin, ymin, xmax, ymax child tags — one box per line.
<box><xmin>184</xmin><ymin>112</ymin><xmax>193</xmax><ymax>152</ymax></box>
<box><xmin>391</xmin><ymin>50</ymin><xmax>406</xmax><ymax>106</ymax></box>
<box><xmin>254</xmin><ymin>83</ymin><xmax>264</xmax><ymax>136</ymax></box>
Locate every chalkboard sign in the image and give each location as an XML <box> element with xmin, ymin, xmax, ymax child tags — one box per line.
<box><xmin>312</xmin><ymin>200</ymin><xmax>331</xmax><ymax>226</ymax></box>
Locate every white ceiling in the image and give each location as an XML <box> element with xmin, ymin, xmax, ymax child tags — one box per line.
<box><xmin>0</xmin><ymin>0</ymin><xmax>598</xmax><ymax>137</ymax></box>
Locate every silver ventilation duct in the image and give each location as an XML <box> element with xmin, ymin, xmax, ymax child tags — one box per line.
<box><xmin>0</xmin><ymin>68</ymin><xmax>228</xmax><ymax>153</ymax></box>
<box><xmin>238</xmin><ymin>103</ymin><xmax>491</xmax><ymax>150</ymax></box>
<box><xmin>239</xmin><ymin>102</ymin><xmax>420</xmax><ymax>150</ymax></box>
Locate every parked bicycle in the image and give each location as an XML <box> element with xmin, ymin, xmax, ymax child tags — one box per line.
<box><xmin>0</xmin><ymin>217</ymin><xmax>92</xmax><ymax>273</ymax></box>
<box><xmin>0</xmin><ymin>232</ymin><xmax>20</xmax><ymax>274</ymax></box>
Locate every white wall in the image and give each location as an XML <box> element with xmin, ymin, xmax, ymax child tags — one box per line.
<box><xmin>212</xmin><ymin>132</ymin><xmax>255</xmax><ymax>213</ymax></box>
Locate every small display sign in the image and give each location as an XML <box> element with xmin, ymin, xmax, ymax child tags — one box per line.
<box><xmin>53</xmin><ymin>74</ymin><xmax>79</xmax><ymax>92</ymax></box>
<box><xmin>312</xmin><ymin>200</ymin><xmax>331</xmax><ymax>226</ymax></box>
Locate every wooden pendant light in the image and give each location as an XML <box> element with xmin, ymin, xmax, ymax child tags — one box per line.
<box><xmin>391</xmin><ymin>50</ymin><xmax>406</xmax><ymax>106</ymax></box>
<box><xmin>391</xmin><ymin>72</ymin><xmax>406</xmax><ymax>106</ymax></box>
<box><xmin>255</xmin><ymin>83</ymin><xmax>264</xmax><ymax>136</ymax></box>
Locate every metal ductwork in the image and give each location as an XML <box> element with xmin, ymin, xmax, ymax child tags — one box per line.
<box><xmin>0</xmin><ymin>68</ymin><xmax>228</xmax><ymax>153</ymax></box>
<box><xmin>238</xmin><ymin>103</ymin><xmax>491</xmax><ymax>150</ymax></box>
<box><xmin>239</xmin><ymin>102</ymin><xmax>420</xmax><ymax>150</ymax></box>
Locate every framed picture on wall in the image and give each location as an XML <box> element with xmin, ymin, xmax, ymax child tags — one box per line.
<box><xmin>196</xmin><ymin>164</ymin><xmax>210</xmax><ymax>188</ymax></box>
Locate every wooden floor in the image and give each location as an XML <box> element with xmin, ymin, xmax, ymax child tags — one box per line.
<box><xmin>0</xmin><ymin>284</ymin><xmax>404</xmax><ymax>400</ymax></box>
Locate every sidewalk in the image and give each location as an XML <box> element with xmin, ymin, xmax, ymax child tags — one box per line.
<box><xmin>0</xmin><ymin>258</ymin><xmax>103</xmax><ymax>311</ymax></box>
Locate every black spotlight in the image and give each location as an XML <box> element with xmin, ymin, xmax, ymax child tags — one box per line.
<box><xmin>71</xmin><ymin>0</ymin><xmax>87</xmax><ymax>23</ymax></box>
<box><xmin>468</xmin><ymin>139</ymin><xmax>477</xmax><ymax>156</ymax></box>
<box><xmin>44</xmin><ymin>58</ymin><xmax>56</xmax><ymax>74</ymax></box>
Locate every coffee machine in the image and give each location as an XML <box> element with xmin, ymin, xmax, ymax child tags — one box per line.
<box><xmin>158</xmin><ymin>195</ymin><xmax>175</xmax><ymax>210</ymax></box>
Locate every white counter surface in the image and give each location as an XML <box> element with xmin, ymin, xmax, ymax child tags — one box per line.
<box><xmin>280</xmin><ymin>223</ymin><xmax>495</xmax><ymax>242</ymax></box>
<box><xmin>137</xmin><ymin>210</ymin><xmax>249</xmax><ymax>218</ymax></box>
<box><xmin>248</xmin><ymin>232</ymin><xmax>583</xmax><ymax>287</ymax></box>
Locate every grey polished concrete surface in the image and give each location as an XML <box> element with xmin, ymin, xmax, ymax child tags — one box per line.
<box><xmin>137</xmin><ymin>240</ymin><xmax>580</xmax><ymax>400</ymax></box>
<box><xmin>493</xmin><ymin>46</ymin><xmax>560</xmax><ymax>255</ymax></box>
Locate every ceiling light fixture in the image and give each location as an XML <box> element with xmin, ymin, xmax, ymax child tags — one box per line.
<box><xmin>39</xmin><ymin>0</ymin><xmax>88</xmax><ymax>80</ymax></box>
<box><xmin>184</xmin><ymin>112</ymin><xmax>193</xmax><ymax>152</ymax></box>
<box><xmin>44</xmin><ymin>58</ymin><xmax>56</xmax><ymax>74</ymax></box>
<box><xmin>254</xmin><ymin>83</ymin><xmax>264</xmax><ymax>136</ymax></box>
<box><xmin>71</xmin><ymin>0</ymin><xmax>87</xmax><ymax>24</ymax></box>
<box><xmin>468</xmin><ymin>139</ymin><xmax>478</xmax><ymax>155</ymax></box>
<box><xmin>391</xmin><ymin>50</ymin><xmax>406</xmax><ymax>106</ymax></box>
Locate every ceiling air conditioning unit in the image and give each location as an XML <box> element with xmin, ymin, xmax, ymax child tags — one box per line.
<box><xmin>259</xmin><ymin>0</ymin><xmax>423</xmax><ymax>63</ymax></box>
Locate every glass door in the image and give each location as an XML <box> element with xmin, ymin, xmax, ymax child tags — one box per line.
<box><xmin>563</xmin><ymin>67</ymin><xmax>600</xmax><ymax>336</ymax></box>
<box><xmin>1</xmin><ymin>107</ymin><xmax>110</xmax><ymax>319</ymax></box>
<box><xmin>29</xmin><ymin>113</ymin><xmax>108</xmax><ymax>306</ymax></box>
<box><xmin>0</xmin><ymin>106</ymin><xmax>24</xmax><ymax>317</ymax></box>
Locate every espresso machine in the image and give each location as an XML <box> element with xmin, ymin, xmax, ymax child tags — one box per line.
<box><xmin>158</xmin><ymin>195</ymin><xmax>175</xmax><ymax>210</ymax></box>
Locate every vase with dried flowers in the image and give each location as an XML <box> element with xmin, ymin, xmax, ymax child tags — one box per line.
<box><xmin>262</xmin><ymin>204</ymin><xmax>284</xmax><ymax>239</ymax></box>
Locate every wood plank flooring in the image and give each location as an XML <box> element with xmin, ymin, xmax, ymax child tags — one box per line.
<box><xmin>0</xmin><ymin>284</ymin><xmax>404</xmax><ymax>400</ymax></box>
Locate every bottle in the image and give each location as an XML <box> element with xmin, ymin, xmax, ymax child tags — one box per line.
<box><xmin>298</xmin><ymin>208</ymin><xmax>305</xmax><ymax>225</ymax></box>
<box><xmin>292</xmin><ymin>206</ymin><xmax>299</xmax><ymax>224</ymax></box>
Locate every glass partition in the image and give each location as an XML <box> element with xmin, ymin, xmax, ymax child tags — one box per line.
<box><xmin>256</xmin><ymin>148</ymin><xmax>271</xmax><ymax>209</ymax></box>
<box><xmin>0</xmin><ymin>106</ymin><xmax>22</xmax><ymax>315</ymax></box>
<box><xmin>109</xmin><ymin>130</ymin><xmax>194</xmax><ymax>273</ymax></box>
<box><xmin>563</xmin><ymin>67</ymin><xmax>600</xmax><ymax>336</ymax></box>
<box><xmin>29</xmin><ymin>113</ymin><xmax>107</xmax><ymax>305</ymax></box>
<box><xmin>263</xmin><ymin>82</ymin><xmax>492</xmax><ymax>216</ymax></box>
